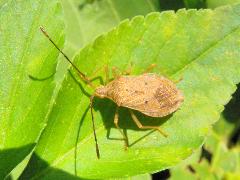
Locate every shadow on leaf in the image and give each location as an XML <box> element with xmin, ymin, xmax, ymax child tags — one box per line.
<box><xmin>0</xmin><ymin>143</ymin><xmax>35</xmax><ymax>179</ymax></box>
<box><xmin>159</xmin><ymin>0</ymin><xmax>206</xmax><ymax>10</ymax></box>
<box><xmin>223</xmin><ymin>83</ymin><xmax>240</xmax><ymax>147</ymax></box>
<box><xmin>20</xmin><ymin>153</ymin><xmax>82</xmax><ymax>180</ymax></box>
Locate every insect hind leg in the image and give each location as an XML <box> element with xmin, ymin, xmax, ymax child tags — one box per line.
<box><xmin>114</xmin><ymin>107</ymin><xmax>129</xmax><ymax>149</ymax></box>
<box><xmin>129</xmin><ymin>110</ymin><xmax>168</xmax><ymax>137</ymax></box>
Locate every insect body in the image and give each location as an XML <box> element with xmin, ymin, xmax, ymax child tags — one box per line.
<box><xmin>40</xmin><ymin>27</ymin><xmax>184</xmax><ymax>159</ymax></box>
<box><xmin>95</xmin><ymin>74</ymin><xmax>183</xmax><ymax>117</ymax></box>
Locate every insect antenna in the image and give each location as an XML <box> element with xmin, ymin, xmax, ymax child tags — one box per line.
<box><xmin>40</xmin><ymin>26</ymin><xmax>100</xmax><ymax>158</ymax></box>
<box><xmin>39</xmin><ymin>26</ymin><xmax>95</xmax><ymax>89</ymax></box>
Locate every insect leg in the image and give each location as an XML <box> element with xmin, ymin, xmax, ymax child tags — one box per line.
<box><xmin>173</xmin><ymin>77</ymin><xmax>183</xmax><ymax>84</ymax></box>
<box><xmin>90</xmin><ymin>95</ymin><xmax>100</xmax><ymax>158</ymax></box>
<box><xmin>123</xmin><ymin>62</ymin><xmax>133</xmax><ymax>75</ymax></box>
<box><xmin>89</xmin><ymin>65</ymin><xmax>105</xmax><ymax>79</ymax></box>
<box><xmin>105</xmin><ymin>64</ymin><xmax>109</xmax><ymax>85</ymax></box>
<box><xmin>88</xmin><ymin>65</ymin><xmax>110</xmax><ymax>85</ymax></box>
<box><xmin>129</xmin><ymin>110</ymin><xmax>168</xmax><ymax>137</ymax></box>
<box><xmin>112</xmin><ymin>66</ymin><xmax>121</xmax><ymax>78</ymax></box>
<box><xmin>112</xmin><ymin>63</ymin><xmax>133</xmax><ymax>78</ymax></box>
<box><xmin>114</xmin><ymin>107</ymin><xmax>128</xmax><ymax>149</ymax></box>
<box><xmin>142</xmin><ymin>64</ymin><xmax>157</xmax><ymax>74</ymax></box>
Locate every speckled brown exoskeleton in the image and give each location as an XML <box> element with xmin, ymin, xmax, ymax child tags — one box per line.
<box><xmin>40</xmin><ymin>27</ymin><xmax>184</xmax><ymax>159</ymax></box>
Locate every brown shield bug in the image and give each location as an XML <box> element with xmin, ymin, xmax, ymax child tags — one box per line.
<box><xmin>40</xmin><ymin>27</ymin><xmax>184</xmax><ymax>159</ymax></box>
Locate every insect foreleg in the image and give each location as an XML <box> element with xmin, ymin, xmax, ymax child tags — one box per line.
<box><xmin>129</xmin><ymin>110</ymin><xmax>168</xmax><ymax>137</ymax></box>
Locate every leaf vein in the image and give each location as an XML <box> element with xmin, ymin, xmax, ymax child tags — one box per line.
<box><xmin>172</xmin><ymin>25</ymin><xmax>240</xmax><ymax>77</ymax></box>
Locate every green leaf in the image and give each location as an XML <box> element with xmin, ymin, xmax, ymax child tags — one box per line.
<box><xmin>0</xmin><ymin>0</ymin><xmax>64</xmax><ymax>178</ymax></box>
<box><xmin>56</xmin><ymin>0</ymin><xmax>160</xmax><ymax>87</ymax></box>
<box><xmin>203</xmin><ymin>89</ymin><xmax>240</xmax><ymax>179</ymax></box>
<box><xmin>6</xmin><ymin>153</ymin><xmax>32</xmax><ymax>180</ymax></box>
<box><xmin>178</xmin><ymin>137</ymin><xmax>240</xmax><ymax>180</ymax></box>
<box><xmin>62</xmin><ymin>0</ymin><xmax>160</xmax><ymax>49</ymax></box>
<box><xmin>206</xmin><ymin>0</ymin><xmax>240</xmax><ymax>8</ymax></box>
<box><xmin>171</xmin><ymin>138</ymin><xmax>240</xmax><ymax>180</ymax></box>
<box><xmin>169</xmin><ymin>148</ymin><xmax>202</xmax><ymax>180</ymax></box>
<box><xmin>204</xmin><ymin>85</ymin><xmax>240</xmax><ymax>153</ymax></box>
<box><xmin>22</xmin><ymin>4</ymin><xmax>240</xmax><ymax>179</ymax></box>
<box><xmin>170</xmin><ymin>86</ymin><xmax>240</xmax><ymax>179</ymax></box>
